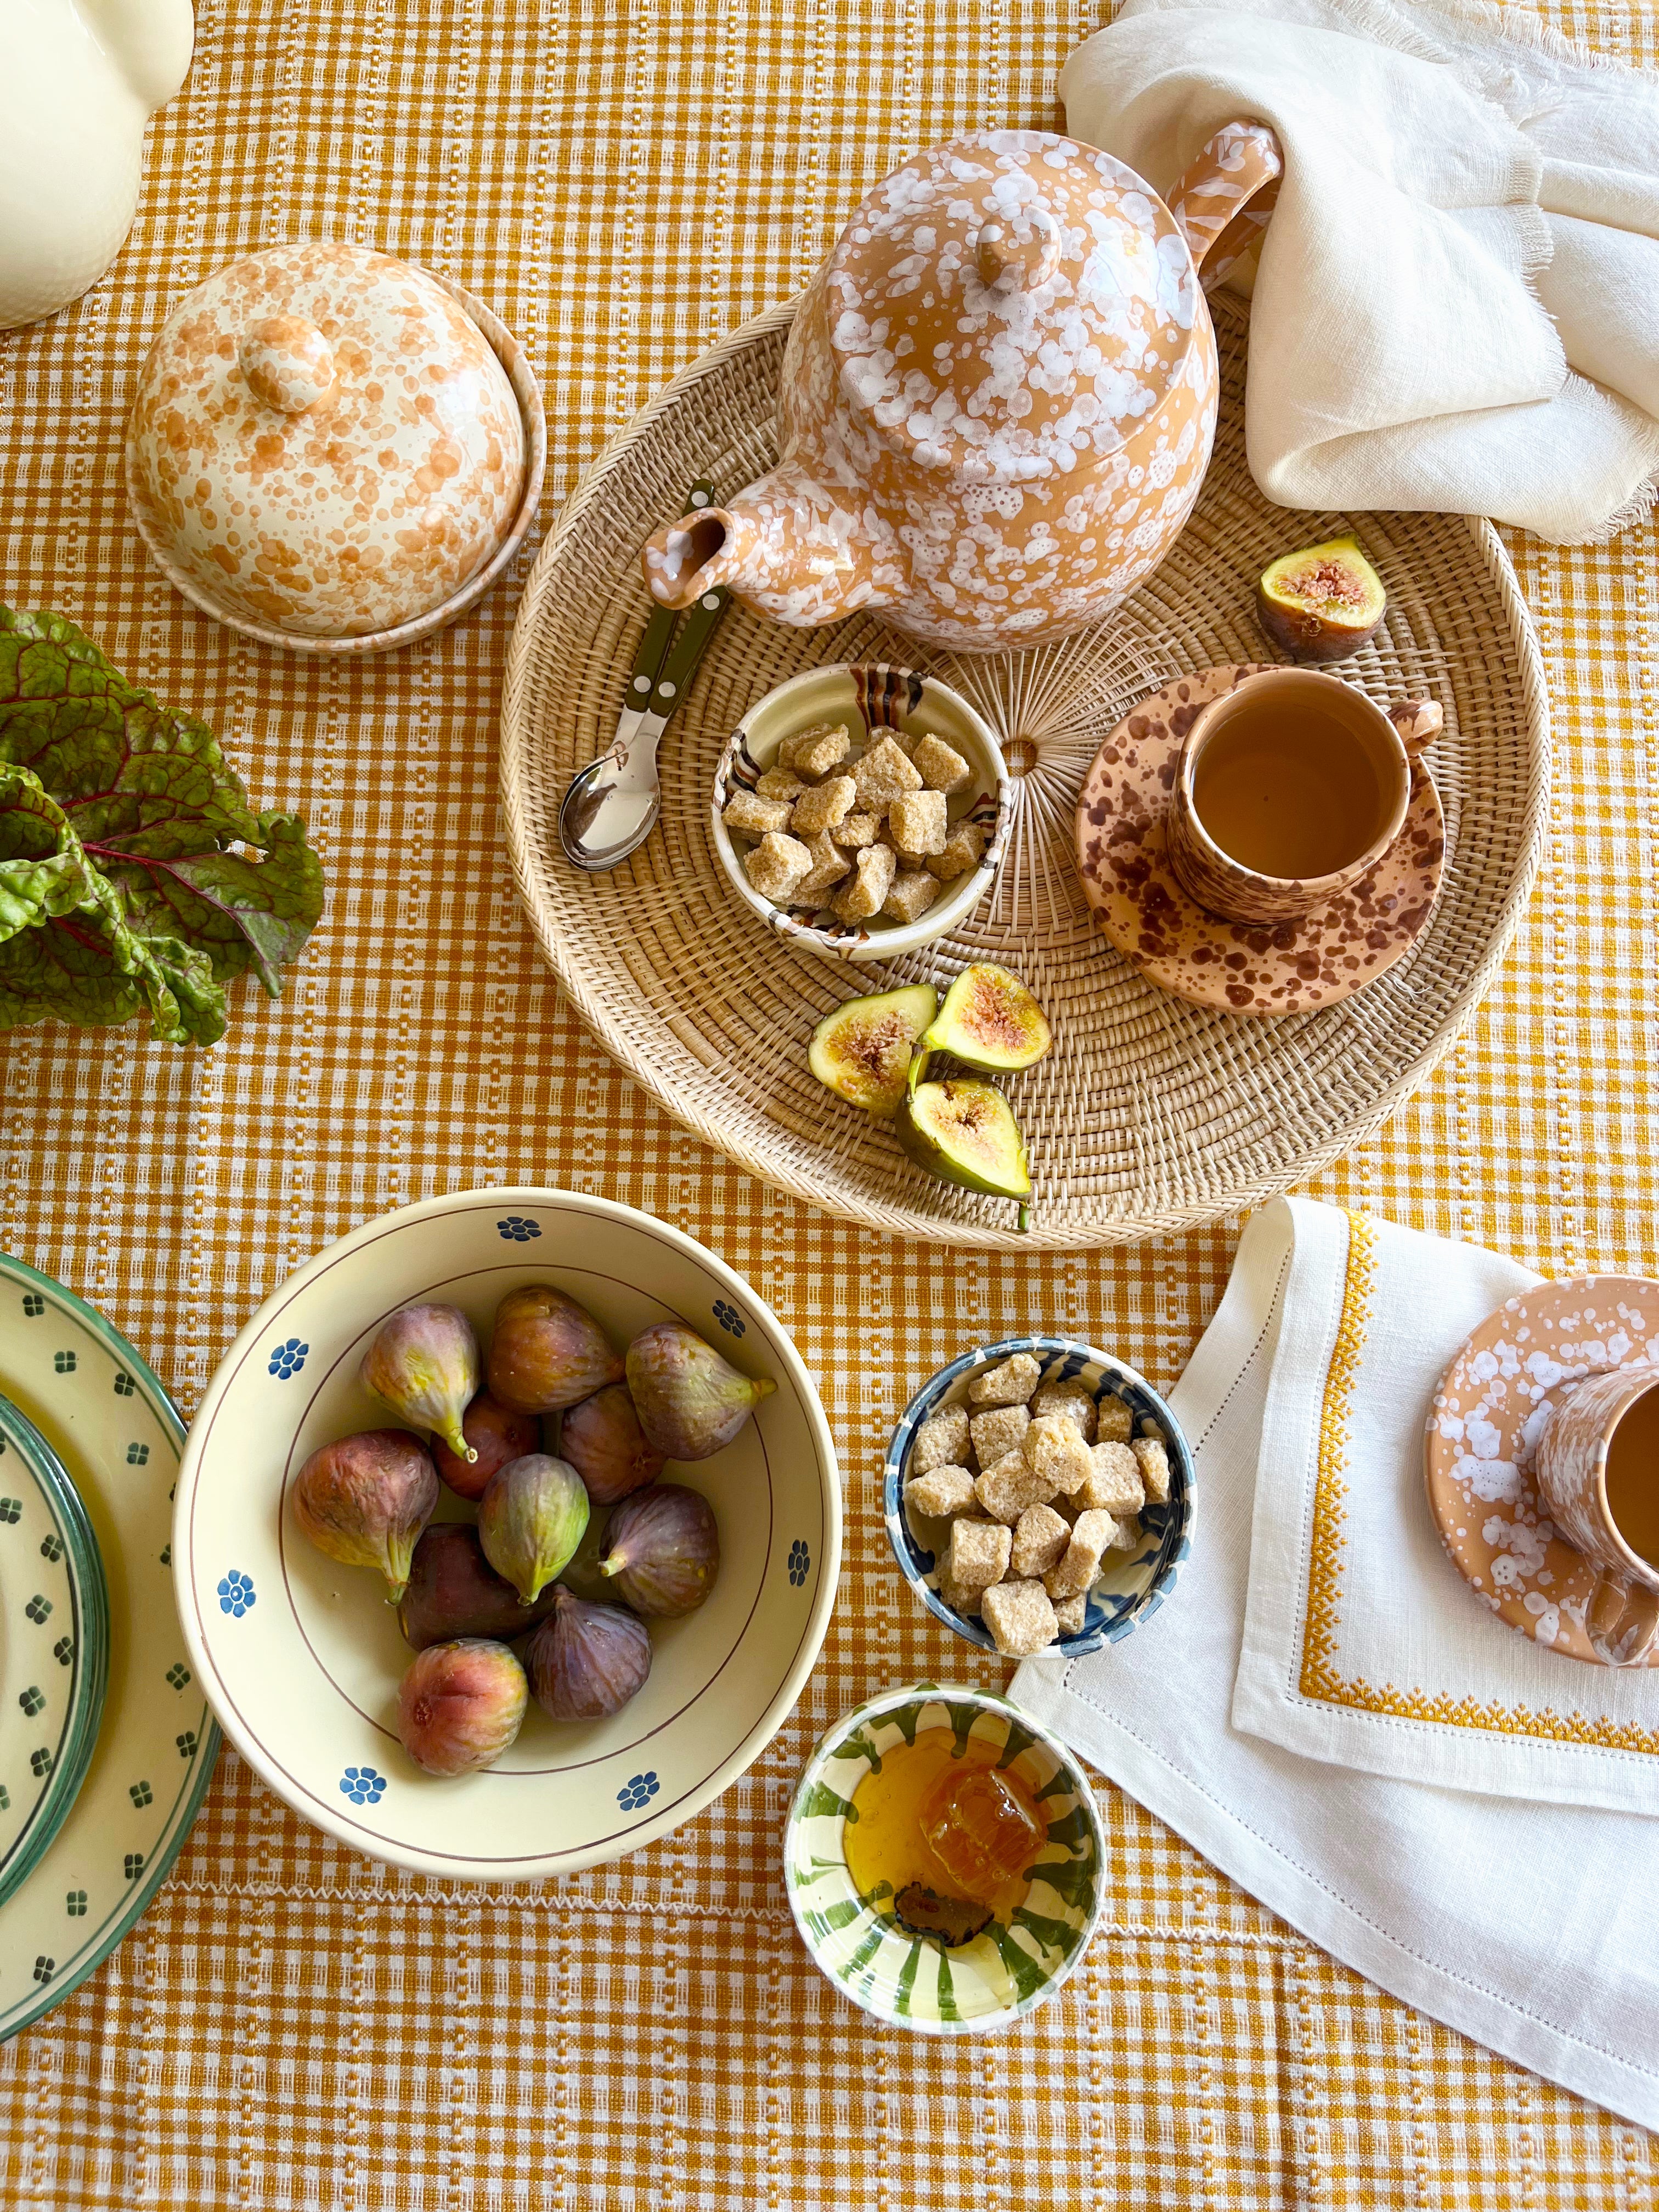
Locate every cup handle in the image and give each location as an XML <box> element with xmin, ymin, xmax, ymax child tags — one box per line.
<box><xmin>1587</xmin><ymin>1570</ymin><xmax>1659</xmax><ymax>1667</ymax></box>
<box><xmin>1387</xmin><ymin>699</ymin><xmax>1444</xmax><ymax>756</ymax></box>
<box><xmin>1166</xmin><ymin>121</ymin><xmax>1283</xmax><ymax>295</ymax></box>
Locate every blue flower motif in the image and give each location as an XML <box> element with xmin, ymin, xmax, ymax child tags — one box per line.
<box><xmin>617</xmin><ymin>1770</ymin><xmax>660</xmax><ymax>1812</ymax></box>
<box><xmin>711</xmin><ymin>1299</ymin><xmax>745</xmax><ymax>1338</ymax></box>
<box><xmin>787</xmin><ymin>1538</ymin><xmax>810</xmax><ymax>1588</ymax></box>
<box><xmin>496</xmin><ymin>1216</ymin><xmax>542</xmax><ymax>1243</ymax></box>
<box><xmin>268</xmin><ymin>1338</ymin><xmax>308</xmax><ymax>1379</ymax></box>
<box><xmin>340</xmin><ymin>1765</ymin><xmax>386</xmax><ymax>1807</ymax></box>
<box><xmin>217</xmin><ymin>1570</ymin><xmax>256</xmax><ymax>1618</ymax></box>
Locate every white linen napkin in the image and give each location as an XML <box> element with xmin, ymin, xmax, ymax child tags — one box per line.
<box><xmin>1059</xmin><ymin>0</ymin><xmax>1659</xmax><ymax>543</ymax></box>
<box><xmin>1013</xmin><ymin>1198</ymin><xmax>1659</xmax><ymax>2129</ymax></box>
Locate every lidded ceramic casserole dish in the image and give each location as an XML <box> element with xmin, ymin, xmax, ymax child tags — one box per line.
<box><xmin>126</xmin><ymin>240</ymin><xmax>543</xmax><ymax>651</ymax></box>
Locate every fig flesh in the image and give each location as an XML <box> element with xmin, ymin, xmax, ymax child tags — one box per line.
<box><xmin>477</xmin><ymin>1452</ymin><xmax>590</xmax><ymax>1604</ymax></box>
<box><xmin>396</xmin><ymin>1638</ymin><xmax>527</xmax><ymax>1776</ymax></box>
<box><xmin>360</xmin><ymin>1304</ymin><xmax>481</xmax><ymax>1464</ymax></box>
<box><xmin>923</xmin><ymin>963</ymin><xmax>1051</xmax><ymax>1073</ymax></box>
<box><xmin>1255</xmin><ymin>534</ymin><xmax>1386</xmax><ymax>663</ymax></box>
<box><xmin>523</xmin><ymin>1587</ymin><xmax>653</xmax><ymax>1720</ymax></box>
<box><xmin>559</xmin><ymin>1383</ymin><xmax>664</xmax><ymax>1504</ymax></box>
<box><xmin>397</xmin><ymin>1523</ymin><xmax>558</xmax><ymax>1649</ymax></box>
<box><xmin>895</xmin><ymin>1065</ymin><xmax>1031</xmax><ymax>1229</ymax></box>
<box><xmin>292</xmin><ymin>1428</ymin><xmax>439</xmax><ymax>1601</ymax></box>
<box><xmin>488</xmin><ymin>1284</ymin><xmax>624</xmax><ymax>1414</ymax></box>
<box><xmin>808</xmin><ymin>983</ymin><xmax>938</xmax><ymax>1115</ymax></box>
<box><xmin>892</xmin><ymin>1883</ymin><xmax>994</xmax><ymax>1946</ymax></box>
<box><xmin>599</xmin><ymin>1482</ymin><xmax>720</xmax><ymax>1616</ymax></box>
<box><xmin>430</xmin><ymin>1391</ymin><xmax>540</xmax><ymax>1502</ymax></box>
<box><xmin>625</xmin><ymin>1322</ymin><xmax>776</xmax><ymax>1461</ymax></box>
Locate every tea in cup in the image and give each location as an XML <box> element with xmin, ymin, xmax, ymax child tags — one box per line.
<box><xmin>1536</xmin><ymin>1362</ymin><xmax>1659</xmax><ymax>1666</ymax></box>
<box><xmin>1165</xmin><ymin>668</ymin><xmax>1442</xmax><ymax>926</ymax></box>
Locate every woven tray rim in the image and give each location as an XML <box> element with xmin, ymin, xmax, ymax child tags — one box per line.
<box><xmin>501</xmin><ymin>299</ymin><xmax>1551</xmax><ymax>1249</ymax></box>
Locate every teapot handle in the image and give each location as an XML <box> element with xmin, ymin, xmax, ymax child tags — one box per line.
<box><xmin>1166</xmin><ymin>121</ymin><xmax>1283</xmax><ymax>295</ymax></box>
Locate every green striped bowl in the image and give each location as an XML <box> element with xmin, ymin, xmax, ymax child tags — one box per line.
<box><xmin>784</xmin><ymin>1683</ymin><xmax>1105</xmax><ymax>2033</ymax></box>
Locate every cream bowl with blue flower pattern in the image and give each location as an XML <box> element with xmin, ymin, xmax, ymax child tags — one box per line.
<box><xmin>785</xmin><ymin>1683</ymin><xmax>1105</xmax><ymax>2033</ymax></box>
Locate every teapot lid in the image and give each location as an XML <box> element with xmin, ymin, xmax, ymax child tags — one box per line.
<box><xmin>827</xmin><ymin>131</ymin><xmax>1198</xmax><ymax>484</ymax></box>
<box><xmin>126</xmin><ymin>242</ymin><xmax>526</xmax><ymax>639</ymax></box>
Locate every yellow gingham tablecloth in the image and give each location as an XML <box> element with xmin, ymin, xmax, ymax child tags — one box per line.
<box><xmin>1</xmin><ymin>1</ymin><xmax>1656</xmax><ymax>2202</ymax></box>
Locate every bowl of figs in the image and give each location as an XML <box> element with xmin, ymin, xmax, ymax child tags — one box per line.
<box><xmin>172</xmin><ymin>1188</ymin><xmax>840</xmax><ymax>1878</ymax></box>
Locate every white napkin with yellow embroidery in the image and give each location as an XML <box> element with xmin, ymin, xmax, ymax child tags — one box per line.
<box><xmin>1014</xmin><ymin>1198</ymin><xmax>1659</xmax><ymax>2129</ymax></box>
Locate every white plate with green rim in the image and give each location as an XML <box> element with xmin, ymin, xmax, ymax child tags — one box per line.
<box><xmin>785</xmin><ymin>1682</ymin><xmax>1105</xmax><ymax>2034</ymax></box>
<box><xmin>0</xmin><ymin>1392</ymin><xmax>109</xmax><ymax>1909</ymax></box>
<box><xmin>173</xmin><ymin>1187</ymin><xmax>842</xmax><ymax>1878</ymax></box>
<box><xmin>0</xmin><ymin>1255</ymin><xmax>216</xmax><ymax>2040</ymax></box>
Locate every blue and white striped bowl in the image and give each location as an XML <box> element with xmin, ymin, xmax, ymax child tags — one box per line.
<box><xmin>883</xmin><ymin>1335</ymin><xmax>1194</xmax><ymax>1659</ymax></box>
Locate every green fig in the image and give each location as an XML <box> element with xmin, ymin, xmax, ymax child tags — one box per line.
<box><xmin>922</xmin><ymin>963</ymin><xmax>1051</xmax><ymax>1073</ymax></box>
<box><xmin>624</xmin><ymin>1322</ymin><xmax>776</xmax><ymax>1460</ymax></box>
<box><xmin>1255</xmin><ymin>533</ymin><xmax>1386</xmax><ymax>662</ymax></box>
<box><xmin>360</xmin><ymin>1304</ymin><xmax>481</xmax><ymax>1463</ymax></box>
<box><xmin>808</xmin><ymin>983</ymin><xmax>938</xmax><ymax>1115</ymax></box>
<box><xmin>487</xmin><ymin>1284</ymin><xmax>625</xmax><ymax>1414</ymax></box>
<box><xmin>895</xmin><ymin>1059</ymin><xmax>1032</xmax><ymax>1231</ymax></box>
<box><xmin>396</xmin><ymin>1639</ymin><xmax>527</xmax><ymax>1776</ymax></box>
<box><xmin>477</xmin><ymin>1452</ymin><xmax>590</xmax><ymax>1604</ymax></box>
<box><xmin>292</xmin><ymin>1428</ymin><xmax>439</xmax><ymax>1601</ymax></box>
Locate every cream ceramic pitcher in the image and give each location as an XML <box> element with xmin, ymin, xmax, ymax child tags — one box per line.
<box><xmin>2</xmin><ymin>0</ymin><xmax>194</xmax><ymax>330</ymax></box>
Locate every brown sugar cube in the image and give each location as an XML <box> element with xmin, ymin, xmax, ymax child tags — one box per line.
<box><xmin>904</xmin><ymin>1464</ymin><xmax>977</xmax><ymax>1521</ymax></box>
<box><xmin>831</xmin><ymin>841</ymin><xmax>897</xmax><ymax>923</ymax></box>
<box><xmin>833</xmin><ymin>811</ymin><xmax>882</xmax><ymax>850</ymax></box>
<box><xmin>723</xmin><ymin>789</ymin><xmax>794</xmax><ymax>838</ymax></box>
<box><xmin>1133</xmin><ymin>1434</ymin><xmax>1172</xmax><ymax>1504</ymax></box>
<box><xmin>937</xmin><ymin>1571</ymin><xmax>986</xmax><ymax>1618</ymax></box>
<box><xmin>975</xmin><ymin>1450</ymin><xmax>1059</xmax><ymax>1525</ymax></box>
<box><xmin>1071</xmin><ymin>1440</ymin><xmax>1144</xmax><ymax>1517</ymax></box>
<box><xmin>882</xmin><ymin>870</ymin><xmax>943</xmax><ymax>926</ymax></box>
<box><xmin>889</xmin><ymin>788</ymin><xmax>949</xmax><ymax>859</ymax></box>
<box><xmin>969</xmin><ymin>1403</ymin><xmax>1029</xmax><ymax>1466</ymax></box>
<box><xmin>1043</xmin><ymin>1508</ymin><xmax>1119</xmax><ymax>1601</ymax></box>
<box><xmin>926</xmin><ymin>820</ymin><xmax>986</xmax><ymax>883</ymax></box>
<box><xmin>981</xmin><ymin>1577</ymin><xmax>1059</xmax><ymax>1657</ymax></box>
<box><xmin>912</xmin><ymin>732</ymin><xmax>972</xmax><ymax>794</ymax></box>
<box><xmin>1097</xmin><ymin>1395</ymin><xmax>1135</xmax><ymax>1444</ymax></box>
<box><xmin>967</xmin><ymin>1352</ymin><xmax>1042</xmax><ymax>1408</ymax></box>
<box><xmin>794</xmin><ymin>725</ymin><xmax>853</xmax><ymax>780</ymax></box>
<box><xmin>947</xmin><ymin>1515</ymin><xmax>1012</xmax><ymax>1591</ymax></box>
<box><xmin>1032</xmin><ymin>1379</ymin><xmax>1097</xmax><ymax>1441</ymax></box>
<box><xmin>777</xmin><ymin>722</ymin><xmax>836</xmax><ymax>771</ymax></box>
<box><xmin>853</xmin><ymin>735</ymin><xmax>923</xmax><ymax>813</ymax></box>
<box><xmin>755</xmin><ymin>766</ymin><xmax>806</xmax><ymax>804</ymax></box>
<box><xmin>911</xmin><ymin>1403</ymin><xmax>970</xmax><ymax>1474</ymax></box>
<box><xmin>789</xmin><ymin>832</ymin><xmax>853</xmax><ymax>907</ymax></box>
<box><xmin>1009</xmin><ymin>1502</ymin><xmax>1071</xmax><ymax>1579</ymax></box>
<box><xmin>1052</xmin><ymin>1590</ymin><xmax>1090</xmax><ymax>1638</ymax></box>
<box><xmin>1023</xmin><ymin>1414</ymin><xmax>1095</xmax><ymax>1498</ymax></box>
<box><xmin>1109</xmin><ymin>1514</ymin><xmax>1143</xmax><ymax>1552</ymax></box>
<box><xmin>792</xmin><ymin>774</ymin><xmax>856</xmax><ymax>834</ymax></box>
<box><xmin>743</xmin><ymin>831</ymin><xmax>811</xmax><ymax>901</ymax></box>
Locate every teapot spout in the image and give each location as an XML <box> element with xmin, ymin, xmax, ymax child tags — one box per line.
<box><xmin>641</xmin><ymin>462</ymin><xmax>901</xmax><ymax>627</ymax></box>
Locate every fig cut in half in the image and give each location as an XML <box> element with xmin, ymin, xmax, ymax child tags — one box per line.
<box><xmin>1255</xmin><ymin>534</ymin><xmax>1386</xmax><ymax>663</ymax></box>
<box><xmin>895</xmin><ymin>1060</ymin><xmax>1032</xmax><ymax>1230</ymax></box>
<box><xmin>808</xmin><ymin>983</ymin><xmax>937</xmax><ymax>1115</ymax></box>
<box><xmin>892</xmin><ymin>1882</ymin><xmax>995</xmax><ymax>1946</ymax></box>
<box><xmin>924</xmin><ymin>962</ymin><xmax>1051</xmax><ymax>1074</ymax></box>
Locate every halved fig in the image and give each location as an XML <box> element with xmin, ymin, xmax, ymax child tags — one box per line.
<box><xmin>895</xmin><ymin>1062</ymin><xmax>1032</xmax><ymax>1228</ymax></box>
<box><xmin>808</xmin><ymin>983</ymin><xmax>937</xmax><ymax>1115</ymax></box>
<box><xmin>924</xmin><ymin>962</ymin><xmax>1051</xmax><ymax>1073</ymax></box>
<box><xmin>1255</xmin><ymin>534</ymin><xmax>1386</xmax><ymax>662</ymax></box>
<box><xmin>892</xmin><ymin>1882</ymin><xmax>994</xmax><ymax>1946</ymax></box>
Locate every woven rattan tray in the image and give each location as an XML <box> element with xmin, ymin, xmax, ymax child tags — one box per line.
<box><xmin>501</xmin><ymin>298</ymin><xmax>1549</xmax><ymax>1250</ymax></box>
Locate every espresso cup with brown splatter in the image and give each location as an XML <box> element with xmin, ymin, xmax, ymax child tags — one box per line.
<box><xmin>1165</xmin><ymin>668</ymin><xmax>1443</xmax><ymax>926</ymax></box>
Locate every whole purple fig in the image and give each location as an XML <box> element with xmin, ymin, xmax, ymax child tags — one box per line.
<box><xmin>361</xmin><ymin>1304</ymin><xmax>481</xmax><ymax>1463</ymax></box>
<box><xmin>396</xmin><ymin>1639</ymin><xmax>527</xmax><ymax>1776</ymax></box>
<box><xmin>430</xmin><ymin>1391</ymin><xmax>540</xmax><ymax>1503</ymax></box>
<box><xmin>599</xmin><ymin>1482</ymin><xmax>719</xmax><ymax>1617</ymax></box>
<box><xmin>560</xmin><ymin>1383</ymin><xmax>664</xmax><ymax>1504</ymax></box>
<box><xmin>292</xmin><ymin>1428</ymin><xmax>439</xmax><ymax>1601</ymax></box>
<box><xmin>488</xmin><ymin>1285</ymin><xmax>624</xmax><ymax>1415</ymax></box>
<box><xmin>554</xmin><ymin>1505</ymin><xmax>614</xmax><ymax>1601</ymax></box>
<box><xmin>624</xmin><ymin>1323</ymin><xmax>776</xmax><ymax>1461</ymax></box>
<box><xmin>478</xmin><ymin>1453</ymin><xmax>590</xmax><ymax>1604</ymax></box>
<box><xmin>523</xmin><ymin>1587</ymin><xmax>652</xmax><ymax>1720</ymax></box>
<box><xmin>397</xmin><ymin>1523</ymin><xmax>558</xmax><ymax>1650</ymax></box>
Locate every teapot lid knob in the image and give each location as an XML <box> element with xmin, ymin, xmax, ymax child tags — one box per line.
<box><xmin>973</xmin><ymin>204</ymin><xmax>1062</xmax><ymax>290</ymax></box>
<box><xmin>239</xmin><ymin>315</ymin><xmax>338</xmax><ymax>414</ymax></box>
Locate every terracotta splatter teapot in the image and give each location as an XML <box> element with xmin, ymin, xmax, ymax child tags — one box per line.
<box><xmin>644</xmin><ymin>123</ymin><xmax>1280</xmax><ymax>653</ymax></box>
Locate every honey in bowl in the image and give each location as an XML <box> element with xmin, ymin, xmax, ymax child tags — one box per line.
<box><xmin>843</xmin><ymin>1726</ymin><xmax>1048</xmax><ymax>1944</ymax></box>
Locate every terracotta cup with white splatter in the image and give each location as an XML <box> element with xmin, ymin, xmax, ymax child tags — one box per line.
<box><xmin>1536</xmin><ymin>1362</ymin><xmax>1659</xmax><ymax>1666</ymax></box>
